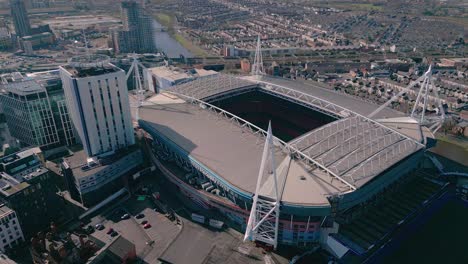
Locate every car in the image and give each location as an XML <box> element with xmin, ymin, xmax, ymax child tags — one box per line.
<box><xmin>135</xmin><ymin>213</ymin><xmax>145</xmax><ymax>219</ymax></box>
<box><xmin>143</xmin><ymin>223</ymin><xmax>152</xmax><ymax>229</ymax></box>
<box><xmin>95</xmin><ymin>224</ymin><xmax>104</xmax><ymax>230</ymax></box>
<box><xmin>85</xmin><ymin>226</ymin><xmax>94</xmax><ymax>234</ymax></box>
<box><xmin>121</xmin><ymin>214</ymin><xmax>130</xmax><ymax>220</ymax></box>
<box><xmin>141</xmin><ymin>220</ymin><xmax>148</xmax><ymax>225</ymax></box>
<box><xmin>110</xmin><ymin>231</ymin><xmax>118</xmax><ymax>237</ymax></box>
<box><xmin>106</xmin><ymin>228</ymin><xmax>114</xmax><ymax>235</ymax></box>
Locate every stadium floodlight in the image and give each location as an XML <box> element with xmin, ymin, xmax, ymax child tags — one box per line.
<box><xmin>244</xmin><ymin>122</ymin><xmax>281</xmax><ymax>249</ymax></box>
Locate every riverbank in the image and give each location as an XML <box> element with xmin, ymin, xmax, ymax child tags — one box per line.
<box><xmin>154</xmin><ymin>12</ymin><xmax>209</xmax><ymax>57</ymax></box>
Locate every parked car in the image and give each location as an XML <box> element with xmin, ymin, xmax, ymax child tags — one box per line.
<box><xmin>136</xmin><ymin>213</ymin><xmax>145</xmax><ymax>219</ymax></box>
<box><xmin>110</xmin><ymin>231</ymin><xmax>118</xmax><ymax>237</ymax></box>
<box><xmin>121</xmin><ymin>214</ymin><xmax>130</xmax><ymax>220</ymax></box>
<box><xmin>106</xmin><ymin>228</ymin><xmax>114</xmax><ymax>235</ymax></box>
<box><xmin>85</xmin><ymin>226</ymin><xmax>94</xmax><ymax>234</ymax></box>
<box><xmin>141</xmin><ymin>220</ymin><xmax>148</xmax><ymax>225</ymax></box>
<box><xmin>95</xmin><ymin>224</ymin><xmax>104</xmax><ymax>230</ymax></box>
<box><xmin>143</xmin><ymin>223</ymin><xmax>152</xmax><ymax>229</ymax></box>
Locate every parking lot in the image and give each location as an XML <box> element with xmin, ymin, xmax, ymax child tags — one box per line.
<box><xmin>89</xmin><ymin>196</ymin><xmax>181</xmax><ymax>263</ymax></box>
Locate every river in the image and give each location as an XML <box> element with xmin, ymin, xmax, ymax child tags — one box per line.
<box><xmin>152</xmin><ymin>20</ymin><xmax>193</xmax><ymax>59</ymax></box>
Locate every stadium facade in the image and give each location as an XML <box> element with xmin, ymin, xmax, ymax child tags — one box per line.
<box><xmin>138</xmin><ymin>75</ymin><xmax>436</xmax><ymax>249</ymax></box>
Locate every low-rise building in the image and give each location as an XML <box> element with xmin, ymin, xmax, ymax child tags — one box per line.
<box><xmin>87</xmin><ymin>236</ymin><xmax>136</xmax><ymax>264</ymax></box>
<box><xmin>144</xmin><ymin>66</ymin><xmax>193</xmax><ymax>93</ymax></box>
<box><xmin>20</xmin><ymin>32</ymin><xmax>56</xmax><ymax>50</ymax></box>
<box><xmin>31</xmin><ymin>231</ymin><xmax>99</xmax><ymax>264</ymax></box>
<box><xmin>61</xmin><ymin>147</ymin><xmax>144</xmax><ymax>207</ymax></box>
<box><xmin>0</xmin><ymin>204</ymin><xmax>24</xmax><ymax>252</ymax></box>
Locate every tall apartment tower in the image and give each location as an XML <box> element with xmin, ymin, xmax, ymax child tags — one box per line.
<box><xmin>10</xmin><ymin>0</ymin><xmax>31</xmax><ymax>37</ymax></box>
<box><xmin>59</xmin><ymin>55</ymin><xmax>134</xmax><ymax>158</ymax></box>
<box><xmin>116</xmin><ymin>0</ymin><xmax>155</xmax><ymax>54</ymax></box>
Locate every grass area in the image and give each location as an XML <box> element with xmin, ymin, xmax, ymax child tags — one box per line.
<box><xmin>383</xmin><ymin>200</ymin><xmax>468</xmax><ymax>264</ymax></box>
<box><xmin>347</xmin><ymin>3</ymin><xmax>383</xmax><ymax>11</ymax></box>
<box><xmin>174</xmin><ymin>33</ymin><xmax>208</xmax><ymax>57</ymax></box>
<box><xmin>154</xmin><ymin>12</ymin><xmax>209</xmax><ymax>57</ymax></box>
<box><xmin>436</xmin><ymin>134</ymin><xmax>468</xmax><ymax>150</ymax></box>
<box><xmin>431</xmin><ymin>135</ymin><xmax>468</xmax><ymax>167</ymax></box>
<box><xmin>155</xmin><ymin>13</ymin><xmax>173</xmax><ymax>30</ymax></box>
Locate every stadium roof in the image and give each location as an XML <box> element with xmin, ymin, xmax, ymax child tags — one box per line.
<box><xmin>138</xmin><ymin>75</ymin><xmax>427</xmax><ymax>205</ymax></box>
<box><xmin>139</xmin><ymin>93</ymin><xmax>346</xmax><ymax>206</ymax></box>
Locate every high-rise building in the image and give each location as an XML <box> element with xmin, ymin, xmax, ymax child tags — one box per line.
<box><xmin>111</xmin><ymin>0</ymin><xmax>155</xmax><ymax>54</ymax></box>
<box><xmin>10</xmin><ymin>0</ymin><xmax>31</xmax><ymax>37</ymax></box>
<box><xmin>0</xmin><ymin>71</ymin><xmax>76</xmax><ymax>148</ymax></box>
<box><xmin>59</xmin><ymin>55</ymin><xmax>135</xmax><ymax>158</ymax></box>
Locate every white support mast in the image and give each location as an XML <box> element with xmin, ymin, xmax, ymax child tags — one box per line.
<box><xmin>127</xmin><ymin>54</ymin><xmax>146</xmax><ymax>121</ymax></box>
<box><xmin>368</xmin><ymin>64</ymin><xmax>445</xmax><ymax>134</ymax></box>
<box><xmin>251</xmin><ymin>35</ymin><xmax>264</xmax><ymax>78</ymax></box>
<box><xmin>244</xmin><ymin>122</ymin><xmax>281</xmax><ymax>249</ymax></box>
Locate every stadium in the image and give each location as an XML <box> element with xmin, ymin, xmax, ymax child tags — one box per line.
<box><xmin>137</xmin><ymin>73</ymin><xmax>446</xmax><ymax>257</ymax></box>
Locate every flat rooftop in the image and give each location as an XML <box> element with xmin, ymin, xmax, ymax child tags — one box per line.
<box><xmin>147</xmin><ymin>66</ymin><xmax>192</xmax><ymax>82</ymax></box>
<box><xmin>0</xmin><ymin>79</ymin><xmax>45</xmax><ymax>96</ymax></box>
<box><xmin>61</xmin><ymin>64</ymin><xmax>121</xmax><ymax>78</ymax></box>
<box><xmin>62</xmin><ymin>150</ymin><xmax>107</xmax><ymax>179</ymax></box>
<box><xmin>62</xmin><ymin>146</ymin><xmax>141</xmax><ymax>179</ymax></box>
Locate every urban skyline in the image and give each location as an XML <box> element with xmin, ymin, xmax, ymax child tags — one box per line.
<box><xmin>0</xmin><ymin>0</ymin><xmax>466</xmax><ymax>263</ymax></box>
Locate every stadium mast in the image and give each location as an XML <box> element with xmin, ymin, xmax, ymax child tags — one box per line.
<box><xmin>251</xmin><ymin>35</ymin><xmax>265</xmax><ymax>78</ymax></box>
<box><xmin>244</xmin><ymin>122</ymin><xmax>281</xmax><ymax>249</ymax></box>
<box><xmin>368</xmin><ymin>64</ymin><xmax>445</xmax><ymax>133</ymax></box>
<box><xmin>126</xmin><ymin>54</ymin><xmax>146</xmax><ymax>120</ymax></box>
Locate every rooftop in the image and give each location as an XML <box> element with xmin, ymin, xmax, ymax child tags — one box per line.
<box><xmin>147</xmin><ymin>66</ymin><xmax>192</xmax><ymax>83</ymax></box>
<box><xmin>139</xmin><ymin>76</ymin><xmax>428</xmax><ymax>204</ymax></box>
<box><xmin>0</xmin><ymin>166</ymin><xmax>48</xmax><ymax>196</ymax></box>
<box><xmin>62</xmin><ymin>146</ymin><xmax>141</xmax><ymax>179</ymax></box>
<box><xmin>0</xmin><ymin>204</ymin><xmax>12</xmax><ymax>216</ymax></box>
<box><xmin>61</xmin><ymin>64</ymin><xmax>121</xmax><ymax>78</ymax></box>
<box><xmin>140</xmin><ymin>93</ymin><xmax>349</xmax><ymax>205</ymax></box>
<box><xmin>62</xmin><ymin>150</ymin><xmax>108</xmax><ymax>179</ymax></box>
<box><xmin>0</xmin><ymin>79</ymin><xmax>45</xmax><ymax>96</ymax></box>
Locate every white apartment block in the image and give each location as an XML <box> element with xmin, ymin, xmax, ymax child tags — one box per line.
<box><xmin>0</xmin><ymin>205</ymin><xmax>24</xmax><ymax>252</ymax></box>
<box><xmin>59</xmin><ymin>58</ymin><xmax>134</xmax><ymax>158</ymax></box>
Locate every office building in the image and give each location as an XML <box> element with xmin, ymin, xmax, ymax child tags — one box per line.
<box><xmin>0</xmin><ymin>27</ymin><xmax>12</xmax><ymax>51</ymax></box>
<box><xmin>0</xmin><ymin>205</ymin><xmax>24</xmax><ymax>252</ymax></box>
<box><xmin>10</xmin><ymin>0</ymin><xmax>31</xmax><ymax>37</ymax></box>
<box><xmin>111</xmin><ymin>0</ymin><xmax>155</xmax><ymax>54</ymax></box>
<box><xmin>59</xmin><ymin>55</ymin><xmax>134</xmax><ymax>158</ymax></box>
<box><xmin>27</xmin><ymin>70</ymin><xmax>77</xmax><ymax>146</ymax></box>
<box><xmin>61</xmin><ymin>147</ymin><xmax>143</xmax><ymax>207</ymax></box>
<box><xmin>0</xmin><ymin>148</ymin><xmax>66</xmax><ymax>237</ymax></box>
<box><xmin>0</xmin><ymin>72</ymin><xmax>76</xmax><ymax>148</ymax></box>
